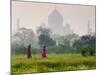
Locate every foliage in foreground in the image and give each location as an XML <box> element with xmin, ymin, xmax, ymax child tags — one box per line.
<box><xmin>11</xmin><ymin>54</ymin><xmax>96</xmax><ymax>75</ymax></box>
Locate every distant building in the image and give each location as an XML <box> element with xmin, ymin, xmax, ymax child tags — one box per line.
<box><xmin>63</xmin><ymin>24</ymin><xmax>73</xmax><ymax>35</ymax></box>
<box><xmin>48</xmin><ymin>7</ymin><xmax>73</xmax><ymax>35</ymax></box>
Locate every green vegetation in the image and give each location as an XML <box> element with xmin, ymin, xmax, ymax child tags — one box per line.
<box><xmin>12</xmin><ymin>27</ymin><xmax>96</xmax><ymax>75</ymax></box>
<box><xmin>12</xmin><ymin>54</ymin><xmax>96</xmax><ymax>75</ymax></box>
<box><xmin>80</xmin><ymin>45</ymin><xmax>96</xmax><ymax>56</ymax></box>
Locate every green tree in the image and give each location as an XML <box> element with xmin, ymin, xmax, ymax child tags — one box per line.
<box><xmin>12</xmin><ymin>28</ymin><xmax>35</xmax><ymax>55</ymax></box>
<box><xmin>37</xmin><ymin>26</ymin><xmax>56</xmax><ymax>47</ymax></box>
<box><xmin>80</xmin><ymin>45</ymin><xmax>95</xmax><ymax>56</ymax></box>
<box><xmin>38</xmin><ymin>34</ymin><xmax>56</xmax><ymax>47</ymax></box>
<box><xmin>73</xmin><ymin>35</ymin><xmax>96</xmax><ymax>55</ymax></box>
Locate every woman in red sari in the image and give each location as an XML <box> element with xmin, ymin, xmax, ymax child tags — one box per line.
<box><xmin>42</xmin><ymin>46</ymin><xmax>46</xmax><ymax>58</ymax></box>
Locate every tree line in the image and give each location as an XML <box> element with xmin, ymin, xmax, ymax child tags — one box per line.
<box><xmin>11</xmin><ymin>26</ymin><xmax>96</xmax><ymax>56</ymax></box>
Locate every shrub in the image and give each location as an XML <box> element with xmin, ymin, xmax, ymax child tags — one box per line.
<box><xmin>80</xmin><ymin>45</ymin><xmax>95</xmax><ymax>56</ymax></box>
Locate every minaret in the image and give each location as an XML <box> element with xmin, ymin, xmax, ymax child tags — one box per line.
<box><xmin>88</xmin><ymin>20</ymin><xmax>92</xmax><ymax>35</ymax></box>
<box><xmin>17</xmin><ymin>19</ymin><xmax>20</xmax><ymax>31</ymax></box>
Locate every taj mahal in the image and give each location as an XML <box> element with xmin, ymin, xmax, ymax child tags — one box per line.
<box><xmin>48</xmin><ymin>7</ymin><xmax>73</xmax><ymax>35</ymax></box>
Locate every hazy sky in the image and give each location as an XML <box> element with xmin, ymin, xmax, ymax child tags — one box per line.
<box><xmin>12</xmin><ymin>1</ymin><xmax>96</xmax><ymax>36</ymax></box>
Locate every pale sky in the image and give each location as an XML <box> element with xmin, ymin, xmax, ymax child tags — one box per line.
<box><xmin>12</xmin><ymin>1</ymin><xmax>96</xmax><ymax>36</ymax></box>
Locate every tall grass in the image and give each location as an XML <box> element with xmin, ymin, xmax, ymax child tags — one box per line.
<box><xmin>11</xmin><ymin>54</ymin><xmax>96</xmax><ymax>75</ymax></box>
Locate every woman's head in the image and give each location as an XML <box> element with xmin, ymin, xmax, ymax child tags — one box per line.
<box><xmin>43</xmin><ymin>45</ymin><xmax>46</xmax><ymax>48</ymax></box>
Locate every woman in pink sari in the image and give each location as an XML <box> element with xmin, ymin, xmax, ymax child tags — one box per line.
<box><xmin>42</xmin><ymin>46</ymin><xmax>46</xmax><ymax>59</ymax></box>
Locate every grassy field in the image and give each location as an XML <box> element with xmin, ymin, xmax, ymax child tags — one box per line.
<box><xmin>11</xmin><ymin>54</ymin><xmax>96</xmax><ymax>75</ymax></box>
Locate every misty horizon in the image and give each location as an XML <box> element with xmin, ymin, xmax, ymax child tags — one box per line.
<box><xmin>12</xmin><ymin>1</ymin><xmax>96</xmax><ymax>36</ymax></box>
